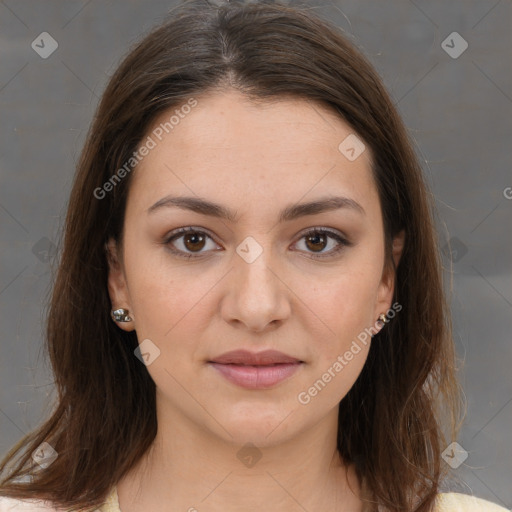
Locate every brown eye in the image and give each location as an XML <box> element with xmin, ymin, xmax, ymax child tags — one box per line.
<box><xmin>305</xmin><ymin>232</ymin><xmax>328</xmax><ymax>253</ymax></box>
<box><xmin>165</xmin><ymin>227</ymin><xmax>220</xmax><ymax>259</ymax></box>
<box><xmin>294</xmin><ymin>228</ymin><xmax>351</xmax><ymax>259</ymax></box>
<box><xmin>183</xmin><ymin>232</ymin><xmax>206</xmax><ymax>252</ymax></box>
<box><xmin>164</xmin><ymin>226</ymin><xmax>351</xmax><ymax>261</ymax></box>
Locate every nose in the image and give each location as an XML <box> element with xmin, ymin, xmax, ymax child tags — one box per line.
<box><xmin>221</xmin><ymin>245</ymin><xmax>291</xmax><ymax>333</ymax></box>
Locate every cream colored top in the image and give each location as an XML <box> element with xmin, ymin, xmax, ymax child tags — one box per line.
<box><xmin>0</xmin><ymin>486</ymin><xmax>509</xmax><ymax>511</ymax></box>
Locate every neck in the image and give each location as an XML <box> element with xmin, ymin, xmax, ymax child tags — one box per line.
<box><xmin>117</xmin><ymin>399</ymin><xmax>363</xmax><ymax>511</ymax></box>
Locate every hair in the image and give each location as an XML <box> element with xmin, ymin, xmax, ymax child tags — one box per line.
<box><xmin>0</xmin><ymin>1</ymin><xmax>464</xmax><ymax>510</ymax></box>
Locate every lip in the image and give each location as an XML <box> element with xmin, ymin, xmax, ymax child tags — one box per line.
<box><xmin>208</xmin><ymin>350</ymin><xmax>303</xmax><ymax>389</ymax></box>
<box><xmin>209</xmin><ymin>349</ymin><xmax>302</xmax><ymax>365</ymax></box>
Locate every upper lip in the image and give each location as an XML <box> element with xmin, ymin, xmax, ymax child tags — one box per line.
<box><xmin>208</xmin><ymin>350</ymin><xmax>302</xmax><ymax>365</ymax></box>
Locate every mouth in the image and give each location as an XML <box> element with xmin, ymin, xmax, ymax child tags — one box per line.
<box><xmin>207</xmin><ymin>350</ymin><xmax>304</xmax><ymax>389</ymax></box>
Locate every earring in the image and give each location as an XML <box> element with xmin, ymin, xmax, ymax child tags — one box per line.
<box><xmin>377</xmin><ymin>313</ymin><xmax>388</xmax><ymax>326</ymax></box>
<box><xmin>111</xmin><ymin>308</ymin><xmax>133</xmax><ymax>322</ymax></box>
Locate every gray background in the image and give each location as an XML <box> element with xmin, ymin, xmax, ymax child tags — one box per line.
<box><xmin>1</xmin><ymin>0</ymin><xmax>511</xmax><ymax>507</ymax></box>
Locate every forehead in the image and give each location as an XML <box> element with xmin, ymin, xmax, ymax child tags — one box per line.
<box><xmin>127</xmin><ymin>90</ymin><xmax>377</xmax><ymax>219</ymax></box>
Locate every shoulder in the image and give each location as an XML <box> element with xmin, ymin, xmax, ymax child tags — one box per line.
<box><xmin>0</xmin><ymin>491</ymin><xmax>116</xmax><ymax>512</ymax></box>
<box><xmin>0</xmin><ymin>495</ymin><xmax>62</xmax><ymax>512</ymax></box>
<box><xmin>435</xmin><ymin>492</ymin><xmax>510</xmax><ymax>512</ymax></box>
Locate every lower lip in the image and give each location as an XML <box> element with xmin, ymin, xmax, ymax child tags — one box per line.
<box><xmin>209</xmin><ymin>362</ymin><xmax>302</xmax><ymax>389</ymax></box>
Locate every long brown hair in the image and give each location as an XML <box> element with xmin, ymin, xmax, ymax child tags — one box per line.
<box><xmin>0</xmin><ymin>1</ymin><xmax>464</xmax><ymax>510</ymax></box>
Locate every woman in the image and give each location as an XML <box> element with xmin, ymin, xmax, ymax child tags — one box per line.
<box><xmin>0</xmin><ymin>1</ymin><xmax>507</xmax><ymax>511</ymax></box>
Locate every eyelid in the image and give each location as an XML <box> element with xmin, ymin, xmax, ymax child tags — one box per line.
<box><xmin>295</xmin><ymin>226</ymin><xmax>349</xmax><ymax>243</ymax></box>
<box><xmin>291</xmin><ymin>227</ymin><xmax>351</xmax><ymax>259</ymax></box>
<box><xmin>163</xmin><ymin>226</ymin><xmax>351</xmax><ymax>259</ymax></box>
<box><xmin>163</xmin><ymin>226</ymin><xmax>222</xmax><ymax>256</ymax></box>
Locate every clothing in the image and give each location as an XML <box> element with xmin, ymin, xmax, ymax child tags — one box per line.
<box><xmin>0</xmin><ymin>486</ymin><xmax>509</xmax><ymax>511</ymax></box>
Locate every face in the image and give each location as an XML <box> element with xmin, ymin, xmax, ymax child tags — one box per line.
<box><xmin>107</xmin><ymin>89</ymin><xmax>404</xmax><ymax>448</ymax></box>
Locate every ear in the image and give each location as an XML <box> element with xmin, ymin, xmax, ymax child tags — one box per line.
<box><xmin>374</xmin><ymin>229</ymin><xmax>405</xmax><ymax>322</ymax></box>
<box><xmin>106</xmin><ymin>238</ymin><xmax>135</xmax><ymax>332</ymax></box>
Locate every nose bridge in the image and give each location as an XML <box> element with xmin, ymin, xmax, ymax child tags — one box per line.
<box><xmin>224</xmin><ymin>234</ymin><xmax>289</xmax><ymax>330</ymax></box>
<box><xmin>235</xmin><ymin>235</ymin><xmax>277</xmax><ymax>295</ymax></box>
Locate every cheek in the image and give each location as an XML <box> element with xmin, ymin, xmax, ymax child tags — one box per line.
<box><xmin>123</xmin><ymin>247</ymin><xmax>207</xmax><ymax>339</ymax></box>
<box><xmin>306</xmin><ymin>267</ymin><xmax>380</xmax><ymax>356</ymax></box>
<box><xmin>297</xmin><ymin>274</ymin><xmax>376</xmax><ymax>409</ymax></box>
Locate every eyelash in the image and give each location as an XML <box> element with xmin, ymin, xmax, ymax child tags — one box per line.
<box><xmin>163</xmin><ymin>226</ymin><xmax>352</xmax><ymax>260</ymax></box>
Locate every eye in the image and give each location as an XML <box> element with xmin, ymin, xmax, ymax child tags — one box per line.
<box><xmin>292</xmin><ymin>228</ymin><xmax>351</xmax><ymax>259</ymax></box>
<box><xmin>164</xmin><ymin>227</ymin><xmax>220</xmax><ymax>259</ymax></box>
<box><xmin>163</xmin><ymin>227</ymin><xmax>351</xmax><ymax>260</ymax></box>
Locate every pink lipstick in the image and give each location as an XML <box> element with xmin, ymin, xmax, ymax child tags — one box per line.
<box><xmin>208</xmin><ymin>349</ymin><xmax>303</xmax><ymax>389</ymax></box>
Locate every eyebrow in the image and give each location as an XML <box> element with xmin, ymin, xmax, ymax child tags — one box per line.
<box><xmin>147</xmin><ymin>194</ymin><xmax>365</xmax><ymax>223</ymax></box>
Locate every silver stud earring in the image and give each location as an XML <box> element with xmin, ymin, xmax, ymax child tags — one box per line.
<box><xmin>111</xmin><ymin>308</ymin><xmax>133</xmax><ymax>322</ymax></box>
<box><xmin>377</xmin><ymin>313</ymin><xmax>388</xmax><ymax>326</ymax></box>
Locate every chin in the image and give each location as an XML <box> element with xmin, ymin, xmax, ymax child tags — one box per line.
<box><xmin>214</xmin><ymin>404</ymin><xmax>300</xmax><ymax>447</ymax></box>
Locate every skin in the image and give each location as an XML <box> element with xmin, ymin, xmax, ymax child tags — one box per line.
<box><xmin>107</xmin><ymin>89</ymin><xmax>405</xmax><ymax>511</ymax></box>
